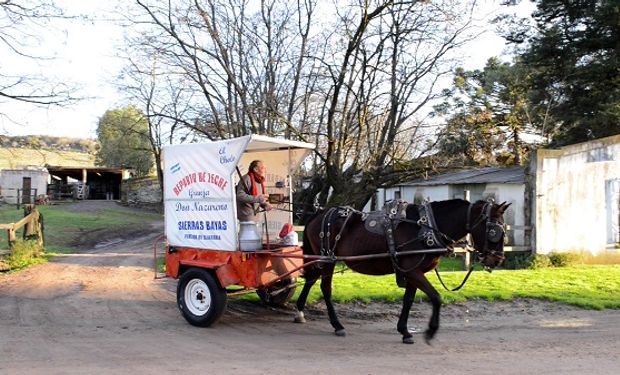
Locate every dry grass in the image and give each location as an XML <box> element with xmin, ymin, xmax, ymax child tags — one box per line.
<box><xmin>579</xmin><ymin>251</ymin><xmax>620</xmax><ymax>265</ymax></box>
<box><xmin>0</xmin><ymin>148</ymin><xmax>95</xmax><ymax>169</ymax></box>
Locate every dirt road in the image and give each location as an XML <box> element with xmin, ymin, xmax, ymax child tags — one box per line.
<box><xmin>1</xmin><ymin>221</ymin><xmax>619</xmax><ymax>374</ymax></box>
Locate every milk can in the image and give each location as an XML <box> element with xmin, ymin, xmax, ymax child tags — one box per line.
<box><xmin>238</xmin><ymin>221</ymin><xmax>262</xmax><ymax>251</ymax></box>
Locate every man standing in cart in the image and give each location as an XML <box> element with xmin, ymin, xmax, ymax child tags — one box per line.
<box><xmin>236</xmin><ymin>160</ymin><xmax>272</xmax><ymax>222</ymax></box>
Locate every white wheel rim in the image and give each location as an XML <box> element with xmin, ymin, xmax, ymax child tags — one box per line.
<box><xmin>185</xmin><ymin>278</ymin><xmax>212</xmax><ymax>316</ymax></box>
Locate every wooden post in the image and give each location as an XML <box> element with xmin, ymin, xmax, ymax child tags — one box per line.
<box><xmin>463</xmin><ymin>250</ymin><xmax>471</xmax><ymax>270</ymax></box>
<box><xmin>8</xmin><ymin>228</ymin><xmax>16</xmax><ymax>249</ymax></box>
<box><xmin>463</xmin><ymin>189</ymin><xmax>471</xmax><ymax>270</ymax></box>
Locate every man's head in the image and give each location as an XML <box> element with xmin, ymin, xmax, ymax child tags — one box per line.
<box><xmin>248</xmin><ymin>160</ymin><xmax>266</xmax><ymax>177</ymax></box>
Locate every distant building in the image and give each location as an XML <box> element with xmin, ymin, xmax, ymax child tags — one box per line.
<box><xmin>46</xmin><ymin>165</ymin><xmax>132</xmax><ymax>200</ymax></box>
<box><xmin>0</xmin><ymin>165</ymin><xmax>132</xmax><ymax>204</ymax></box>
<box><xmin>0</xmin><ymin>167</ymin><xmax>49</xmax><ymax>204</ymax></box>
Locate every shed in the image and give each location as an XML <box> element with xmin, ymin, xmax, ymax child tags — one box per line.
<box><xmin>46</xmin><ymin>165</ymin><xmax>131</xmax><ymax>200</ymax></box>
<box><xmin>0</xmin><ymin>168</ymin><xmax>50</xmax><ymax>204</ymax></box>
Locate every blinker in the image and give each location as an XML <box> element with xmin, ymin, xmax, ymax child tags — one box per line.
<box><xmin>486</xmin><ymin>222</ymin><xmax>504</xmax><ymax>243</ymax></box>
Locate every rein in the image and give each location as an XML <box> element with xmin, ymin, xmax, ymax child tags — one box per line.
<box><xmin>314</xmin><ymin>201</ymin><xmax>497</xmax><ymax>292</ymax></box>
<box><xmin>434</xmin><ymin>265</ymin><xmax>475</xmax><ymax>292</ymax></box>
<box><xmin>396</xmin><ymin>202</ymin><xmax>485</xmax><ymax>292</ymax></box>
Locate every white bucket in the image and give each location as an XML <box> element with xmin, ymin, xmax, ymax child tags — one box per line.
<box><xmin>239</xmin><ymin>221</ymin><xmax>262</xmax><ymax>251</ymax></box>
<box><xmin>282</xmin><ymin>231</ymin><xmax>299</xmax><ymax>245</ymax></box>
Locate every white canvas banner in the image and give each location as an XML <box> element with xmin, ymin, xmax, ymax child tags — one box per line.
<box><xmin>163</xmin><ymin>137</ymin><xmax>250</xmax><ymax>250</ymax></box>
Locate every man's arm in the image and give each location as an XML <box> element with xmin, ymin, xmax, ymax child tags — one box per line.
<box><xmin>236</xmin><ymin>175</ymin><xmax>265</xmax><ymax>204</ymax></box>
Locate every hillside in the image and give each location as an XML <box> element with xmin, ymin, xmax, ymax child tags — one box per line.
<box><xmin>0</xmin><ymin>135</ymin><xmax>97</xmax><ymax>169</ymax></box>
<box><xmin>0</xmin><ymin>148</ymin><xmax>96</xmax><ymax>169</ymax></box>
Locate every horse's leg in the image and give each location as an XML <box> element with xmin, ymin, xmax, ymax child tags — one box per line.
<box><xmin>319</xmin><ymin>264</ymin><xmax>346</xmax><ymax>336</ymax></box>
<box><xmin>396</xmin><ymin>285</ymin><xmax>418</xmax><ymax>344</ymax></box>
<box><xmin>294</xmin><ymin>267</ymin><xmax>320</xmax><ymax>323</ymax></box>
<box><xmin>409</xmin><ymin>271</ymin><xmax>442</xmax><ymax>344</ymax></box>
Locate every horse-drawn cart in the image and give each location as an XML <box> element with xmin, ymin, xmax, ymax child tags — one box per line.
<box><xmin>164</xmin><ymin>135</ymin><xmax>511</xmax><ymax>344</ymax></box>
<box><xmin>163</xmin><ymin>135</ymin><xmax>315</xmax><ymax>327</ymax></box>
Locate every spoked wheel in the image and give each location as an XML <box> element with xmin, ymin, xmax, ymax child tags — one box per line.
<box><xmin>177</xmin><ymin>268</ymin><xmax>227</xmax><ymax>327</ymax></box>
<box><xmin>257</xmin><ymin>278</ymin><xmax>297</xmax><ymax>307</ymax></box>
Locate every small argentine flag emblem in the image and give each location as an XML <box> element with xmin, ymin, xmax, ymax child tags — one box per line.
<box><xmin>170</xmin><ymin>163</ymin><xmax>181</xmax><ymax>174</ymax></box>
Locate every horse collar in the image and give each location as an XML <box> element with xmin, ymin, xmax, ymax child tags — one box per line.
<box><xmin>417</xmin><ymin>204</ymin><xmax>444</xmax><ymax>248</ymax></box>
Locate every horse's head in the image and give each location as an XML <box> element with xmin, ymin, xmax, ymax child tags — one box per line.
<box><xmin>467</xmin><ymin>201</ymin><xmax>511</xmax><ymax>271</ymax></box>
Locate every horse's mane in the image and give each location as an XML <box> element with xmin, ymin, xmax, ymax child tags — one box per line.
<box><xmin>403</xmin><ymin>198</ymin><xmax>469</xmax><ymax>216</ymax></box>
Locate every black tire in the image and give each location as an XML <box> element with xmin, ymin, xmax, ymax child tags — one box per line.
<box><xmin>177</xmin><ymin>268</ymin><xmax>227</xmax><ymax>327</ymax></box>
<box><xmin>257</xmin><ymin>278</ymin><xmax>297</xmax><ymax>307</ymax></box>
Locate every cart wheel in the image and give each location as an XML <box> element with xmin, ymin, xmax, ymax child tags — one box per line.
<box><xmin>177</xmin><ymin>268</ymin><xmax>227</xmax><ymax>327</ymax></box>
<box><xmin>257</xmin><ymin>278</ymin><xmax>297</xmax><ymax>307</ymax></box>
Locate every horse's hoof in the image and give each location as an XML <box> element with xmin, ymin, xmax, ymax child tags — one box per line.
<box><xmin>402</xmin><ymin>336</ymin><xmax>415</xmax><ymax>344</ymax></box>
<box><xmin>294</xmin><ymin>311</ymin><xmax>306</xmax><ymax>324</ymax></box>
<box><xmin>334</xmin><ymin>329</ymin><xmax>346</xmax><ymax>337</ymax></box>
<box><xmin>424</xmin><ymin>331</ymin><xmax>434</xmax><ymax>345</ymax></box>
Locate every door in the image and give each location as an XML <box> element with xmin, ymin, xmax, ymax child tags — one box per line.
<box><xmin>22</xmin><ymin>177</ymin><xmax>32</xmax><ymax>204</ymax></box>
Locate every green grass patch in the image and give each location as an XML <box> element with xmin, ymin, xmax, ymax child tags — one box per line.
<box><xmin>325</xmin><ymin>265</ymin><xmax>620</xmax><ymax>309</ymax></box>
<box><xmin>0</xmin><ymin>239</ymin><xmax>46</xmax><ymax>271</ymax></box>
<box><xmin>32</xmin><ymin>205</ymin><xmax>161</xmax><ymax>250</ymax></box>
<box><xmin>0</xmin><ymin>203</ymin><xmax>163</xmax><ymax>264</ymax></box>
<box><xmin>241</xmin><ymin>263</ymin><xmax>620</xmax><ymax>310</ymax></box>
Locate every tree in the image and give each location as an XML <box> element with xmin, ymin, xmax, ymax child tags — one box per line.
<box><xmin>0</xmin><ymin>0</ymin><xmax>77</xmax><ymax>121</ymax></box>
<box><xmin>435</xmin><ymin>58</ymin><xmax>548</xmax><ymax>166</ymax></box>
<box><xmin>120</xmin><ymin>0</ymin><xmax>480</xmax><ymax>209</ymax></box>
<box><xmin>95</xmin><ymin>106</ymin><xmax>154</xmax><ymax>177</ymax></box>
<box><xmin>510</xmin><ymin>0</ymin><xmax>620</xmax><ymax>145</ymax></box>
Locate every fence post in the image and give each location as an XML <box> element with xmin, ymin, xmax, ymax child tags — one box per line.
<box><xmin>8</xmin><ymin>228</ymin><xmax>16</xmax><ymax>249</ymax></box>
<box><xmin>463</xmin><ymin>190</ymin><xmax>471</xmax><ymax>270</ymax></box>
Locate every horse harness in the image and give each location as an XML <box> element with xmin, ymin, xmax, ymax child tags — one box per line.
<box><xmin>317</xmin><ymin>201</ymin><xmax>452</xmax><ymax>278</ymax></box>
<box><xmin>318</xmin><ymin>206</ymin><xmax>356</xmax><ymax>259</ymax></box>
<box><xmin>316</xmin><ymin>200</ymin><xmax>506</xmax><ymax>288</ymax></box>
<box><xmin>466</xmin><ymin>202</ymin><xmax>506</xmax><ymax>260</ymax></box>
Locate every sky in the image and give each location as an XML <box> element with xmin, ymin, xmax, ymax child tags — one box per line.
<box><xmin>0</xmin><ymin>0</ymin><xmax>536</xmax><ymax>140</ymax></box>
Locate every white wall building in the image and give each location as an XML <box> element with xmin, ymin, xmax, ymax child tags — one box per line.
<box><xmin>0</xmin><ymin>168</ymin><xmax>50</xmax><ymax>204</ymax></box>
<box><xmin>530</xmin><ymin>134</ymin><xmax>620</xmax><ymax>255</ymax></box>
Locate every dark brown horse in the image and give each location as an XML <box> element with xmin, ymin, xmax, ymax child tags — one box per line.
<box><xmin>295</xmin><ymin>199</ymin><xmax>511</xmax><ymax>344</ymax></box>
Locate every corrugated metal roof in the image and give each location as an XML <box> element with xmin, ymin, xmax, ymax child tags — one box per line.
<box><xmin>402</xmin><ymin>166</ymin><xmax>526</xmax><ymax>186</ymax></box>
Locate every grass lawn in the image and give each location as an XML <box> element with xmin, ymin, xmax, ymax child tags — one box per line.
<box><xmin>288</xmin><ymin>264</ymin><xmax>620</xmax><ymax>309</ymax></box>
<box><xmin>2</xmin><ymin>202</ymin><xmax>619</xmax><ymax>310</ymax></box>
<box><xmin>0</xmin><ymin>202</ymin><xmax>162</xmax><ymax>254</ymax></box>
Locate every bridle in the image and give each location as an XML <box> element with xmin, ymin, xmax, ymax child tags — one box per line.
<box><xmin>466</xmin><ymin>202</ymin><xmax>506</xmax><ymax>262</ymax></box>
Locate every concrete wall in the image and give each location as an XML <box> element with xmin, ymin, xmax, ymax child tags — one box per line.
<box><xmin>121</xmin><ymin>176</ymin><xmax>162</xmax><ymax>210</ymax></box>
<box><xmin>532</xmin><ymin>135</ymin><xmax>620</xmax><ymax>255</ymax></box>
<box><xmin>0</xmin><ymin>169</ymin><xmax>49</xmax><ymax>204</ymax></box>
